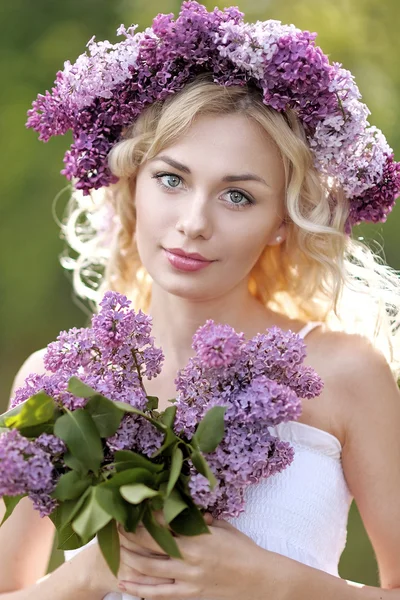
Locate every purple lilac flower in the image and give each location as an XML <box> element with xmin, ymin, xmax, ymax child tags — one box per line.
<box><xmin>190</xmin><ymin>424</ymin><xmax>295</xmax><ymax>518</ymax></box>
<box><xmin>0</xmin><ymin>430</ymin><xmax>57</xmax><ymax>517</ymax></box>
<box><xmin>10</xmin><ymin>371</ymin><xmax>87</xmax><ymax>411</ymax></box>
<box><xmin>222</xmin><ymin>376</ymin><xmax>302</xmax><ymax>426</ymax></box>
<box><xmin>29</xmin><ymin>492</ymin><xmax>58</xmax><ymax>518</ymax></box>
<box><xmin>26</xmin><ymin>1</ymin><xmax>400</xmax><ymax>227</ymax></box>
<box><xmin>174</xmin><ymin>322</ymin><xmax>322</xmax><ymax>517</ymax></box>
<box><xmin>11</xmin><ymin>291</ymin><xmax>164</xmax><ymax>412</ymax></box>
<box><xmin>36</xmin><ymin>433</ymin><xmax>66</xmax><ymax>457</ymax></box>
<box><xmin>106</xmin><ymin>414</ymin><xmax>163</xmax><ymax>458</ymax></box>
<box><xmin>192</xmin><ymin>320</ymin><xmax>245</xmax><ymax>368</ymax></box>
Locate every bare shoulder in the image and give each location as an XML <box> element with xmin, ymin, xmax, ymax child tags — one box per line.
<box><xmin>305</xmin><ymin>327</ymin><xmax>399</xmax><ymax>445</ymax></box>
<box><xmin>9</xmin><ymin>348</ymin><xmax>48</xmax><ymax>400</ymax></box>
<box><xmin>313</xmin><ymin>333</ymin><xmax>400</xmax><ymax>587</ymax></box>
<box><xmin>306</xmin><ymin>327</ymin><xmax>395</xmax><ymax>386</ymax></box>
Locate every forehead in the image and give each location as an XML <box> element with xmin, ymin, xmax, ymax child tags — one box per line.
<box><xmin>154</xmin><ymin>113</ymin><xmax>285</xmax><ymax>188</ymax></box>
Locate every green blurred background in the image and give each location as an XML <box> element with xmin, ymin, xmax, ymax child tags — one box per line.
<box><xmin>1</xmin><ymin>0</ymin><xmax>399</xmax><ymax>587</ymax></box>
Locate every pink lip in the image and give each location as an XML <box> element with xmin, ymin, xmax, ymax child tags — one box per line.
<box><xmin>166</xmin><ymin>247</ymin><xmax>210</xmax><ymax>261</ymax></box>
<box><xmin>164</xmin><ymin>249</ymin><xmax>214</xmax><ymax>272</ymax></box>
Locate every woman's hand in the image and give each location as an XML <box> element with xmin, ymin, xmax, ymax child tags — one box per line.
<box><xmin>116</xmin><ymin>513</ymin><xmax>272</xmax><ymax>600</ymax></box>
<box><xmin>72</xmin><ymin>530</ymin><xmax>177</xmax><ymax>597</ymax></box>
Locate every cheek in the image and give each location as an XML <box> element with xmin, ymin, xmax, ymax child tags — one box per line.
<box><xmin>224</xmin><ymin>219</ymin><xmax>271</xmax><ymax>268</ymax></box>
<box><xmin>134</xmin><ymin>183</ymin><xmax>174</xmax><ymax>269</ymax></box>
<box><xmin>135</xmin><ymin>183</ymin><xmax>165</xmax><ymax>239</ymax></box>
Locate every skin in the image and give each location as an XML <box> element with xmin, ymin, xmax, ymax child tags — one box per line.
<box><xmin>0</xmin><ymin>113</ymin><xmax>294</xmax><ymax>600</ymax></box>
<box><xmin>109</xmin><ymin>112</ymin><xmax>293</xmax><ymax>597</ymax></box>
<box><xmin>134</xmin><ymin>112</ymin><xmax>288</xmax><ymax>373</ymax></box>
<box><xmin>2</xmin><ymin>112</ymin><xmax>400</xmax><ymax>600</ymax></box>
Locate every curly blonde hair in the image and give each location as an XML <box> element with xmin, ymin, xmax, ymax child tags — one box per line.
<box><xmin>59</xmin><ymin>75</ymin><xmax>400</xmax><ymax>377</ymax></box>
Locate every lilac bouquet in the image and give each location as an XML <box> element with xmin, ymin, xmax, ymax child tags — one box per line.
<box><xmin>0</xmin><ymin>292</ymin><xmax>323</xmax><ymax>575</ymax></box>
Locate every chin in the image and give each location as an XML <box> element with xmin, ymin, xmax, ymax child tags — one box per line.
<box><xmin>153</xmin><ymin>271</ymin><xmax>221</xmax><ymax>301</ymax></box>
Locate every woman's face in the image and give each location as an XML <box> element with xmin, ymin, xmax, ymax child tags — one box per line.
<box><xmin>134</xmin><ymin>112</ymin><xmax>286</xmax><ymax>301</ymax></box>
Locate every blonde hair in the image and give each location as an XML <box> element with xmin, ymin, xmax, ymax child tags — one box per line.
<box><xmin>59</xmin><ymin>75</ymin><xmax>400</xmax><ymax>377</ymax></box>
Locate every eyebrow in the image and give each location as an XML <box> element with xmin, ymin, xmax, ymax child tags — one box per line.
<box><xmin>154</xmin><ymin>155</ymin><xmax>271</xmax><ymax>188</ymax></box>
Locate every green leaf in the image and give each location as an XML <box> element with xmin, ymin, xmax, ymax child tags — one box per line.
<box><xmin>192</xmin><ymin>406</ymin><xmax>226</xmax><ymax>453</ymax></box>
<box><xmin>146</xmin><ymin>396</ymin><xmax>159</xmax><ymax>411</ymax></box>
<box><xmin>96</xmin><ymin>486</ymin><xmax>128</xmax><ymax>526</ymax></box>
<box><xmin>113</xmin><ymin>401</ymin><xmax>167</xmax><ymax>432</ymax></box>
<box><xmin>167</xmin><ymin>446</ymin><xmax>183</xmax><ymax>496</ymax></box>
<box><xmin>120</xmin><ymin>483</ymin><xmax>160</xmax><ymax>504</ymax></box>
<box><xmin>72</xmin><ymin>487</ymin><xmax>112</xmax><ymax>542</ymax></box>
<box><xmin>150</xmin><ymin>495</ymin><xmax>164</xmax><ymax>511</ymax></box>
<box><xmin>150</xmin><ymin>428</ymin><xmax>179</xmax><ymax>458</ymax></box>
<box><xmin>1</xmin><ymin>495</ymin><xmax>25</xmax><ymax>525</ymax></box>
<box><xmin>50</xmin><ymin>506</ymin><xmax>88</xmax><ymax>550</ymax></box>
<box><xmin>18</xmin><ymin>422</ymin><xmax>55</xmax><ymax>437</ymax></box>
<box><xmin>85</xmin><ymin>395</ymin><xmax>124</xmax><ymax>438</ymax></box>
<box><xmin>169</xmin><ymin>495</ymin><xmax>210</xmax><ymax>536</ymax></box>
<box><xmin>191</xmin><ymin>451</ymin><xmax>217</xmax><ymax>490</ymax></box>
<box><xmin>54</xmin><ymin>409</ymin><xmax>104</xmax><ymax>473</ymax></box>
<box><xmin>53</xmin><ymin>471</ymin><xmax>92</xmax><ymax>501</ymax></box>
<box><xmin>113</xmin><ymin>450</ymin><xmax>163</xmax><ymax>473</ymax></box>
<box><xmin>125</xmin><ymin>503</ymin><xmax>146</xmax><ymax>533</ymax></box>
<box><xmin>0</xmin><ymin>405</ymin><xmax>23</xmax><ymax>427</ymax></box>
<box><xmin>55</xmin><ymin>488</ymin><xmax>92</xmax><ymax>530</ymax></box>
<box><xmin>1</xmin><ymin>393</ymin><xmax>57</xmax><ymax>430</ymax></box>
<box><xmin>142</xmin><ymin>505</ymin><xmax>182</xmax><ymax>558</ymax></box>
<box><xmin>160</xmin><ymin>405</ymin><xmax>177</xmax><ymax>428</ymax></box>
<box><xmin>163</xmin><ymin>488</ymin><xmax>187</xmax><ymax>524</ymax></box>
<box><xmin>67</xmin><ymin>377</ymin><xmax>98</xmax><ymax>398</ymax></box>
<box><xmin>97</xmin><ymin>519</ymin><xmax>120</xmax><ymax>576</ymax></box>
<box><xmin>102</xmin><ymin>468</ymin><xmax>154</xmax><ymax>489</ymax></box>
<box><xmin>57</xmin><ymin>521</ymin><xmax>85</xmax><ymax>550</ymax></box>
<box><xmin>154</xmin><ymin>470</ymin><xmax>170</xmax><ymax>487</ymax></box>
<box><xmin>63</xmin><ymin>452</ymin><xmax>89</xmax><ymax>475</ymax></box>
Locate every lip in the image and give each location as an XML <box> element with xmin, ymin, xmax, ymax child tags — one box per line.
<box><xmin>163</xmin><ymin>248</ymin><xmax>214</xmax><ymax>272</ymax></box>
<box><xmin>165</xmin><ymin>247</ymin><xmax>211</xmax><ymax>262</ymax></box>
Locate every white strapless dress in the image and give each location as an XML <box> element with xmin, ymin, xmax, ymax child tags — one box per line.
<box><xmin>65</xmin><ymin>323</ymin><xmax>353</xmax><ymax>599</ymax></box>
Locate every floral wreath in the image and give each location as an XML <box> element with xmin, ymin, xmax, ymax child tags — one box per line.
<box><xmin>26</xmin><ymin>0</ymin><xmax>400</xmax><ymax>231</ymax></box>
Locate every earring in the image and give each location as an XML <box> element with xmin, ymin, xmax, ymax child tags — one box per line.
<box><xmin>275</xmin><ymin>235</ymin><xmax>283</xmax><ymax>243</ymax></box>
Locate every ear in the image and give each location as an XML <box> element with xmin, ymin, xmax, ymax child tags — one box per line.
<box><xmin>268</xmin><ymin>221</ymin><xmax>287</xmax><ymax>246</ymax></box>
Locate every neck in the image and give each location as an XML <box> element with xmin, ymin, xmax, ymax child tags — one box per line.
<box><xmin>148</xmin><ymin>279</ymin><xmax>273</xmax><ymax>372</ymax></box>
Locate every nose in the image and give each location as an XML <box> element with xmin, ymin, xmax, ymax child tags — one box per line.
<box><xmin>175</xmin><ymin>193</ymin><xmax>213</xmax><ymax>240</ymax></box>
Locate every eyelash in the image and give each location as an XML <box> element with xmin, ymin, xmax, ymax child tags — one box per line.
<box><xmin>151</xmin><ymin>172</ymin><xmax>255</xmax><ymax>210</ymax></box>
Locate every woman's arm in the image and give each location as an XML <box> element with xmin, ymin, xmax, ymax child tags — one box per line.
<box><xmin>0</xmin><ymin>350</ymin><xmax>55</xmax><ymax>591</ymax></box>
<box><xmin>0</xmin><ymin>351</ymin><xmax>113</xmax><ymax>598</ymax></box>
<box><xmin>1</xmin><ymin>350</ymin><xmax>177</xmax><ymax>599</ymax></box>
<box><xmin>0</xmin><ymin>543</ymin><xmax>114</xmax><ymax>600</ymax></box>
<box><xmin>269</xmin><ymin>334</ymin><xmax>400</xmax><ymax>600</ymax></box>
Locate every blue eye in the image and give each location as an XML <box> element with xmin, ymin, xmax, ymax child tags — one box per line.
<box><xmin>152</xmin><ymin>172</ymin><xmax>254</xmax><ymax>210</ymax></box>
<box><xmin>225</xmin><ymin>190</ymin><xmax>254</xmax><ymax>210</ymax></box>
<box><xmin>153</xmin><ymin>173</ymin><xmax>182</xmax><ymax>189</ymax></box>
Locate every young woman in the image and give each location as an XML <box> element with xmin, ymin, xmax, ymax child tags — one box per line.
<box><xmin>1</xmin><ymin>2</ymin><xmax>400</xmax><ymax>599</ymax></box>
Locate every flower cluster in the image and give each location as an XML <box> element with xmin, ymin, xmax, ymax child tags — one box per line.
<box><xmin>174</xmin><ymin>320</ymin><xmax>323</xmax><ymax>517</ymax></box>
<box><xmin>26</xmin><ymin>1</ymin><xmax>400</xmax><ymax>229</ymax></box>
<box><xmin>4</xmin><ymin>293</ymin><xmax>323</xmax><ymax>523</ymax></box>
<box><xmin>0</xmin><ymin>430</ymin><xmax>59</xmax><ymax>516</ymax></box>
<box><xmin>11</xmin><ymin>291</ymin><xmax>164</xmax><ymax>412</ymax></box>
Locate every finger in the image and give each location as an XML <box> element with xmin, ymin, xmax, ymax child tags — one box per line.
<box><xmin>120</xmin><ymin>539</ymin><xmax>168</xmax><ymax>558</ymax></box>
<box><xmin>124</xmin><ymin>552</ymin><xmax>190</xmax><ymax>581</ymax></box>
<box><xmin>203</xmin><ymin>512</ymin><xmax>214</xmax><ymax>526</ymax></box>
<box><xmin>119</xmin><ymin>567</ymin><xmax>174</xmax><ymax>586</ymax></box>
<box><xmin>153</xmin><ymin>508</ymin><xmax>168</xmax><ymax>528</ymax></box>
<box><xmin>120</xmin><ymin>580</ymin><xmax>196</xmax><ymax>600</ymax></box>
<box><xmin>118</xmin><ymin>524</ymin><xmax>169</xmax><ymax>555</ymax></box>
<box><xmin>119</xmin><ymin>548</ymin><xmax>174</xmax><ymax>586</ymax></box>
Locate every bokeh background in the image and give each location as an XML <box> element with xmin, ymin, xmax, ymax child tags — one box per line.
<box><xmin>1</xmin><ymin>0</ymin><xmax>399</xmax><ymax>586</ymax></box>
